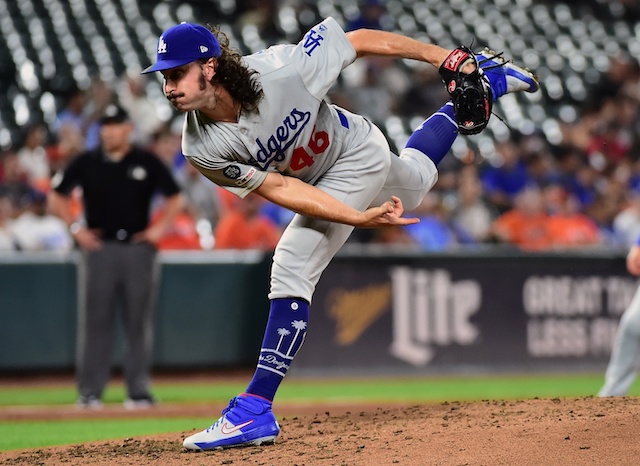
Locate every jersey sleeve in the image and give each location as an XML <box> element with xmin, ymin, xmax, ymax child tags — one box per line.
<box><xmin>182</xmin><ymin>112</ymin><xmax>269</xmax><ymax>198</ymax></box>
<box><xmin>290</xmin><ymin>17</ymin><xmax>357</xmax><ymax>99</ymax></box>
<box><xmin>187</xmin><ymin>156</ymin><xmax>268</xmax><ymax>199</ymax></box>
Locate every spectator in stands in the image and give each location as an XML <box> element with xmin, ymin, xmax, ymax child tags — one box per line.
<box><xmin>613</xmin><ymin>189</ymin><xmax>640</xmax><ymax>247</ymax></box>
<box><xmin>236</xmin><ymin>0</ymin><xmax>281</xmax><ymax>45</ymax></box>
<box><xmin>404</xmin><ymin>192</ymin><xmax>459</xmax><ymax>250</ymax></box>
<box><xmin>118</xmin><ymin>72</ymin><xmax>165</xmax><ymax>146</ymax></box>
<box><xmin>48</xmin><ymin>122</ymin><xmax>85</xmax><ymax>174</ymax></box>
<box><xmin>83</xmin><ymin>78</ymin><xmax>116</xmax><ymax>150</ymax></box>
<box><xmin>342</xmin><ymin>0</ymin><xmax>410</xmax><ymax>117</ymax></box>
<box><xmin>554</xmin><ymin>146</ymin><xmax>598</xmax><ymax>210</ymax></box>
<box><xmin>16</xmin><ymin>123</ymin><xmax>51</xmax><ymax>192</ymax></box>
<box><xmin>0</xmin><ymin>192</ymin><xmax>18</xmax><ymax>251</ymax></box>
<box><xmin>48</xmin><ymin>104</ymin><xmax>185</xmax><ymax>410</ymax></box>
<box><xmin>151</xmin><ymin>203</ymin><xmax>202</xmax><ymax>250</ymax></box>
<box><xmin>150</xmin><ymin>125</ymin><xmax>183</xmax><ymax>175</ymax></box>
<box><xmin>545</xmin><ymin>187</ymin><xmax>601</xmax><ymax>249</ymax></box>
<box><xmin>587</xmin><ymin>193</ymin><xmax>626</xmax><ymax>246</ymax></box>
<box><xmin>346</xmin><ymin>0</ymin><xmax>389</xmax><ymax>31</ymax></box>
<box><xmin>51</xmin><ymin>86</ymin><xmax>88</xmax><ymax>144</ymax></box>
<box><xmin>10</xmin><ymin>189</ymin><xmax>73</xmax><ymax>252</ymax></box>
<box><xmin>450</xmin><ymin>165</ymin><xmax>498</xmax><ymax>244</ymax></box>
<box><xmin>0</xmin><ymin>151</ymin><xmax>32</xmax><ymax>214</ymax></box>
<box><xmin>174</xmin><ymin>160</ymin><xmax>223</xmax><ymax>231</ymax></box>
<box><xmin>480</xmin><ymin>139</ymin><xmax>535</xmax><ymax>214</ymax></box>
<box><xmin>591</xmin><ymin>54</ymin><xmax>637</xmax><ymax>105</ymax></box>
<box><xmin>0</xmin><ymin>150</ymin><xmax>7</xmax><ymax>181</ymax></box>
<box><xmin>260</xmin><ymin>201</ymin><xmax>295</xmax><ymax>232</ymax></box>
<box><xmin>490</xmin><ymin>185</ymin><xmax>553</xmax><ymax>250</ymax></box>
<box><xmin>585</xmin><ymin>118</ymin><xmax>631</xmax><ymax>170</ymax></box>
<box><xmin>348</xmin><ymin>60</ymin><xmax>396</xmax><ymax>124</ymax></box>
<box><xmin>214</xmin><ymin>194</ymin><xmax>281</xmax><ymax>251</ymax></box>
<box><xmin>525</xmin><ymin>150</ymin><xmax>559</xmax><ymax>190</ymax></box>
<box><xmin>398</xmin><ymin>64</ymin><xmax>451</xmax><ymax>119</ymax></box>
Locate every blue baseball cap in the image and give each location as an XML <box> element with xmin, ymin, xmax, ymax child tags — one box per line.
<box><xmin>142</xmin><ymin>22</ymin><xmax>222</xmax><ymax>74</ymax></box>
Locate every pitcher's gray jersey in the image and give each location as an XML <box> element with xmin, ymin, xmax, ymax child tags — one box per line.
<box><xmin>182</xmin><ymin>17</ymin><xmax>358</xmax><ymax>198</ymax></box>
<box><xmin>182</xmin><ymin>16</ymin><xmax>438</xmax><ymax>302</ymax></box>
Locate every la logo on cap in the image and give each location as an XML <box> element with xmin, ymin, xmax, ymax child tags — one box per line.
<box><xmin>158</xmin><ymin>37</ymin><xmax>167</xmax><ymax>54</ymax></box>
<box><xmin>142</xmin><ymin>22</ymin><xmax>222</xmax><ymax>74</ymax></box>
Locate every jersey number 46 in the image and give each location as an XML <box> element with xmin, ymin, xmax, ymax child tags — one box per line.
<box><xmin>290</xmin><ymin>127</ymin><xmax>329</xmax><ymax>171</ymax></box>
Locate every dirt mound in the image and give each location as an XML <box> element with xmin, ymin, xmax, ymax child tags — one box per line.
<box><xmin>1</xmin><ymin>397</ymin><xmax>639</xmax><ymax>465</ymax></box>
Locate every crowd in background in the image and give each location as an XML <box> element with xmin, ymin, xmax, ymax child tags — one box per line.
<box><xmin>2</xmin><ymin>0</ymin><xmax>640</xmax><ymax>253</ymax></box>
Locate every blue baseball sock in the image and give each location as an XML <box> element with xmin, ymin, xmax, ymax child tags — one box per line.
<box><xmin>246</xmin><ymin>298</ymin><xmax>309</xmax><ymax>401</ymax></box>
<box><xmin>404</xmin><ymin>102</ymin><xmax>458</xmax><ymax>167</ymax></box>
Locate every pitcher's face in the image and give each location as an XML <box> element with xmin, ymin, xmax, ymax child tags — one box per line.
<box><xmin>162</xmin><ymin>59</ymin><xmax>215</xmax><ymax>112</ymax></box>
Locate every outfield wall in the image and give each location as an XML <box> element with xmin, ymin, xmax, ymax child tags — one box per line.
<box><xmin>0</xmin><ymin>248</ymin><xmax>634</xmax><ymax>374</ymax></box>
<box><xmin>0</xmin><ymin>251</ymin><xmax>272</xmax><ymax>371</ymax></box>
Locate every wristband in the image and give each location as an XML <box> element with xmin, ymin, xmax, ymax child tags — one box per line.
<box><xmin>69</xmin><ymin>222</ymin><xmax>82</xmax><ymax>235</ymax></box>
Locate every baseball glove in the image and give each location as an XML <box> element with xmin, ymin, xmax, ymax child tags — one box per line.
<box><xmin>439</xmin><ymin>46</ymin><xmax>493</xmax><ymax>135</ymax></box>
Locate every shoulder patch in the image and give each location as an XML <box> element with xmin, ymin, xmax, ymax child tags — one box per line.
<box><xmin>235</xmin><ymin>167</ymin><xmax>257</xmax><ymax>186</ymax></box>
<box><xmin>223</xmin><ymin>165</ymin><xmax>241</xmax><ymax>179</ymax></box>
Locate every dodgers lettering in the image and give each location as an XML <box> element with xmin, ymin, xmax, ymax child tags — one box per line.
<box><xmin>255</xmin><ymin>108</ymin><xmax>311</xmax><ymax>168</ymax></box>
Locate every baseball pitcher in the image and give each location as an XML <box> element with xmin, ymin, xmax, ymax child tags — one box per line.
<box><xmin>142</xmin><ymin>17</ymin><xmax>539</xmax><ymax>449</ymax></box>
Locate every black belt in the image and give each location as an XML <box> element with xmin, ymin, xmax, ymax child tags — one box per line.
<box><xmin>102</xmin><ymin>229</ymin><xmax>133</xmax><ymax>242</ymax></box>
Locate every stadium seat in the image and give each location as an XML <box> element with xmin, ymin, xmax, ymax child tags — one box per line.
<box><xmin>0</xmin><ymin>0</ymin><xmax>636</xmax><ymax>152</ymax></box>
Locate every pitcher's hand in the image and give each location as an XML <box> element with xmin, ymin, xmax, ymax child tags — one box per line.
<box><xmin>356</xmin><ymin>196</ymin><xmax>419</xmax><ymax>228</ymax></box>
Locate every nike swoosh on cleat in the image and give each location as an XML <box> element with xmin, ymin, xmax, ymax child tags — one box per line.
<box><xmin>220</xmin><ymin>420</ymin><xmax>255</xmax><ymax>435</ymax></box>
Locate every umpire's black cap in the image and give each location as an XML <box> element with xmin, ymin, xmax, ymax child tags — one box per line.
<box><xmin>100</xmin><ymin>104</ymin><xmax>130</xmax><ymax>125</ymax></box>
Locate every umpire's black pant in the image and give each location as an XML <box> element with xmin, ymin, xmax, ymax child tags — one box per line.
<box><xmin>76</xmin><ymin>241</ymin><xmax>159</xmax><ymax>400</ymax></box>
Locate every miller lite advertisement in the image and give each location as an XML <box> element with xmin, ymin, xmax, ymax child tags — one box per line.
<box><xmin>292</xmin><ymin>253</ymin><xmax>638</xmax><ymax>375</ymax></box>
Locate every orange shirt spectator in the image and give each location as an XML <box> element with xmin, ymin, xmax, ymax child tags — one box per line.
<box><xmin>151</xmin><ymin>206</ymin><xmax>201</xmax><ymax>250</ymax></box>
<box><xmin>548</xmin><ymin>214</ymin><xmax>600</xmax><ymax>247</ymax></box>
<box><xmin>214</xmin><ymin>194</ymin><xmax>280</xmax><ymax>250</ymax></box>
<box><xmin>547</xmin><ymin>191</ymin><xmax>601</xmax><ymax>248</ymax></box>
<box><xmin>491</xmin><ymin>186</ymin><xmax>554</xmax><ymax>250</ymax></box>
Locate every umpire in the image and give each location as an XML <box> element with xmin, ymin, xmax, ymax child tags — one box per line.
<box><xmin>49</xmin><ymin>103</ymin><xmax>185</xmax><ymax>409</ymax></box>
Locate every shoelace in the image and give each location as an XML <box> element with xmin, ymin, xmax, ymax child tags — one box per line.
<box><xmin>473</xmin><ymin>48</ymin><xmax>517</xmax><ymax>131</ymax></box>
<box><xmin>206</xmin><ymin>397</ymin><xmax>238</xmax><ymax>432</ymax></box>
<box><xmin>478</xmin><ymin>50</ymin><xmax>512</xmax><ymax>71</ymax></box>
<box><xmin>477</xmin><ymin>47</ymin><xmax>539</xmax><ymax>131</ymax></box>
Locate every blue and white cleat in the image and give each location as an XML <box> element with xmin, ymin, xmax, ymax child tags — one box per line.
<box><xmin>183</xmin><ymin>394</ymin><xmax>280</xmax><ymax>450</ymax></box>
<box><xmin>476</xmin><ymin>48</ymin><xmax>539</xmax><ymax>100</ymax></box>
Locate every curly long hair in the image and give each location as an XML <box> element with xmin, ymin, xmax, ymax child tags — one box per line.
<box><xmin>205</xmin><ymin>24</ymin><xmax>263</xmax><ymax>113</ymax></box>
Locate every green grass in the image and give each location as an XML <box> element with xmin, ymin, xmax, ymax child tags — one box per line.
<box><xmin>0</xmin><ymin>372</ymin><xmax>638</xmax><ymax>452</ymax></box>
<box><xmin>1</xmin><ymin>418</ymin><xmax>203</xmax><ymax>452</ymax></box>
<box><xmin>2</xmin><ymin>373</ymin><xmax>634</xmax><ymax>407</ymax></box>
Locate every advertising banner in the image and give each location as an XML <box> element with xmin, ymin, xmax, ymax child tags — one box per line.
<box><xmin>293</xmin><ymin>253</ymin><xmax>639</xmax><ymax>375</ymax></box>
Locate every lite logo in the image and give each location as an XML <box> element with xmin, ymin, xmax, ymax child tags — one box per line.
<box><xmin>389</xmin><ymin>267</ymin><xmax>481</xmax><ymax>366</ymax></box>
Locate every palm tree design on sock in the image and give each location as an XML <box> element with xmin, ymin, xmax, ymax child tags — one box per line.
<box><xmin>258</xmin><ymin>319</ymin><xmax>309</xmax><ymax>376</ymax></box>
<box><xmin>276</xmin><ymin>328</ymin><xmax>291</xmax><ymax>352</ymax></box>
<box><xmin>273</xmin><ymin>320</ymin><xmax>308</xmax><ymax>357</ymax></box>
<box><xmin>286</xmin><ymin>320</ymin><xmax>308</xmax><ymax>356</ymax></box>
